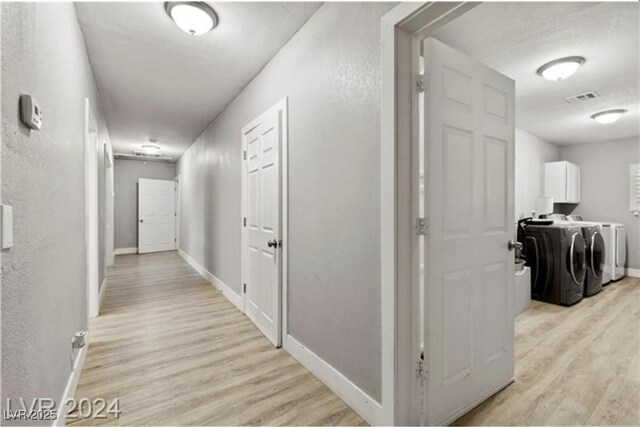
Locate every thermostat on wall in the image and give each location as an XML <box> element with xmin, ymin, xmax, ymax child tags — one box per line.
<box><xmin>20</xmin><ymin>94</ymin><xmax>42</xmax><ymax>130</ymax></box>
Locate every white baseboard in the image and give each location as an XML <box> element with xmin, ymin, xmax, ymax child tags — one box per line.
<box><xmin>626</xmin><ymin>268</ymin><xmax>640</xmax><ymax>278</ymax></box>
<box><xmin>178</xmin><ymin>249</ymin><xmax>243</xmax><ymax>311</ymax></box>
<box><xmin>284</xmin><ymin>335</ymin><xmax>382</xmax><ymax>426</ymax></box>
<box><xmin>52</xmin><ymin>342</ymin><xmax>88</xmax><ymax>426</ymax></box>
<box><xmin>114</xmin><ymin>247</ymin><xmax>137</xmax><ymax>255</ymax></box>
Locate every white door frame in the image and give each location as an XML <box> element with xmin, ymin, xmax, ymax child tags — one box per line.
<box><xmin>84</xmin><ymin>98</ymin><xmax>100</xmax><ymax>319</ymax></box>
<box><xmin>240</xmin><ymin>97</ymin><xmax>288</xmax><ymax>341</ymax></box>
<box><xmin>175</xmin><ymin>174</ymin><xmax>181</xmax><ymax>250</ymax></box>
<box><xmin>380</xmin><ymin>3</ymin><xmax>480</xmax><ymax>424</ymax></box>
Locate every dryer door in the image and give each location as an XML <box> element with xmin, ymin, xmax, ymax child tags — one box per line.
<box><xmin>590</xmin><ymin>231</ymin><xmax>605</xmax><ymax>278</ymax></box>
<box><xmin>569</xmin><ymin>233</ymin><xmax>587</xmax><ymax>285</ymax></box>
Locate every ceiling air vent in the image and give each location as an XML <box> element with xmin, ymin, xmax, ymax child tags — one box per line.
<box><xmin>565</xmin><ymin>91</ymin><xmax>600</xmax><ymax>104</ymax></box>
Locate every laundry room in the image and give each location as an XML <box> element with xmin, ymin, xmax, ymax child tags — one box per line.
<box><xmin>425</xmin><ymin>3</ymin><xmax>639</xmax><ymax>423</ymax></box>
<box><xmin>431</xmin><ymin>2</ymin><xmax>639</xmax><ymax>309</ymax></box>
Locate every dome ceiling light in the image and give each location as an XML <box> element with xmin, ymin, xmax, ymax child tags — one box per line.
<box><xmin>165</xmin><ymin>2</ymin><xmax>218</xmax><ymax>36</ymax></box>
<box><xmin>590</xmin><ymin>109</ymin><xmax>627</xmax><ymax>124</ymax></box>
<box><xmin>536</xmin><ymin>56</ymin><xmax>585</xmax><ymax>81</ymax></box>
<box><xmin>141</xmin><ymin>144</ymin><xmax>161</xmax><ymax>154</ymax></box>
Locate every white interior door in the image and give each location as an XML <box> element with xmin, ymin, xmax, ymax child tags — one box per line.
<box><xmin>242</xmin><ymin>104</ymin><xmax>283</xmax><ymax>347</ymax></box>
<box><xmin>421</xmin><ymin>38</ymin><xmax>515</xmax><ymax>425</ymax></box>
<box><xmin>138</xmin><ymin>178</ymin><xmax>176</xmax><ymax>254</ymax></box>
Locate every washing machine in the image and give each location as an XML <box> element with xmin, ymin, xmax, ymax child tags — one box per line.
<box><xmin>518</xmin><ymin>222</ymin><xmax>586</xmax><ymax>306</ymax></box>
<box><xmin>549</xmin><ymin>215</ymin><xmax>616</xmax><ymax>286</ymax></box>
<box><xmin>577</xmin><ymin>223</ymin><xmax>605</xmax><ymax>296</ymax></box>
<box><xmin>577</xmin><ymin>221</ymin><xmax>625</xmax><ymax>283</ymax></box>
<box><xmin>611</xmin><ymin>223</ymin><xmax>626</xmax><ymax>281</ymax></box>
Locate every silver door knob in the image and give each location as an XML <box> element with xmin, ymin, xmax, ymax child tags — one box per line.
<box><xmin>267</xmin><ymin>239</ymin><xmax>278</xmax><ymax>248</ymax></box>
<box><xmin>507</xmin><ymin>240</ymin><xmax>522</xmax><ymax>251</ymax></box>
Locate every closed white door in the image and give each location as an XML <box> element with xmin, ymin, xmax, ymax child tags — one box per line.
<box><xmin>138</xmin><ymin>178</ymin><xmax>176</xmax><ymax>254</ymax></box>
<box><xmin>421</xmin><ymin>38</ymin><xmax>515</xmax><ymax>425</ymax></box>
<box><xmin>243</xmin><ymin>105</ymin><xmax>282</xmax><ymax>347</ymax></box>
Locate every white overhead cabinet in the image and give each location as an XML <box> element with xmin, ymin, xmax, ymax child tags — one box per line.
<box><xmin>545</xmin><ymin>161</ymin><xmax>581</xmax><ymax>204</ymax></box>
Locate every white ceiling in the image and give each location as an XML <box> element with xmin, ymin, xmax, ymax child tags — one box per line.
<box><xmin>75</xmin><ymin>2</ymin><xmax>321</xmax><ymax>160</ymax></box>
<box><xmin>432</xmin><ymin>2</ymin><xmax>639</xmax><ymax>145</ymax></box>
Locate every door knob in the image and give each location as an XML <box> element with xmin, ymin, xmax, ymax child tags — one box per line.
<box><xmin>139</xmin><ymin>219</ymin><xmax>144</xmax><ymax>223</ymax></box>
<box><xmin>267</xmin><ymin>239</ymin><xmax>279</xmax><ymax>248</ymax></box>
<box><xmin>507</xmin><ymin>240</ymin><xmax>522</xmax><ymax>251</ymax></box>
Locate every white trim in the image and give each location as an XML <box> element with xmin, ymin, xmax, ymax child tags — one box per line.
<box><xmin>284</xmin><ymin>335</ymin><xmax>383</xmax><ymax>426</ymax></box>
<box><xmin>178</xmin><ymin>249</ymin><xmax>243</xmax><ymax>311</ymax></box>
<box><xmin>626</xmin><ymin>268</ymin><xmax>640</xmax><ymax>278</ymax></box>
<box><xmin>175</xmin><ymin>174</ymin><xmax>181</xmax><ymax>251</ymax></box>
<box><xmin>98</xmin><ymin>277</ymin><xmax>107</xmax><ymax>311</ymax></box>
<box><xmin>381</xmin><ymin>3</ymin><xmax>481</xmax><ymax>424</ymax></box>
<box><xmin>52</xmin><ymin>343</ymin><xmax>88</xmax><ymax>427</ymax></box>
<box><xmin>84</xmin><ymin>98</ymin><xmax>99</xmax><ymax>319</ymax></box>
<box><xmin>114</xmin><ymin>247</ymin><xmax>138</xmax><ymax>255</ymax></box>
<box><xmin>240</xmin><ymin>98</ymin><xmax>289</xmax><ymax>345</ymax></box>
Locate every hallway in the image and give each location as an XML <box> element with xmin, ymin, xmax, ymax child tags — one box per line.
<box><xmin>68</xmin><ymin>252</ymin><xmax>365</xmax><ymax>426</ymax></box>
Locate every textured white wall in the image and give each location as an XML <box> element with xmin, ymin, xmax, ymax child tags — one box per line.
<box><xmin>1</xmin><ymin>2</ymin><xmax>109</xmax><ymax>414</ymax></box>
<box><xmin>515</xmin><ymin>128</ymin><xmax>561</xmax><ymax>219</ymax></box>
<box><xmin>561</xmin><ymin>137</ymin><xmax>640</xmax><ymax>269</ymax></box>
<box><xmin>177</xmin><ymin>2</ymin><xmax>395</xmax><ymax>402</ymax></box>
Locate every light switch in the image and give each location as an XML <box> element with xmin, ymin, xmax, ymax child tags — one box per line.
<box><xmin>1</xmin><ymin>205</ymin><xmax>13</xmax><ymax>249</ymax></box>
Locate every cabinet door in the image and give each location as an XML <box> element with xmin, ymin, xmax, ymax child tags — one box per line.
<box><xmin>573</xmin><ymin>164</ymin><xmax>581</xmax><ymax>203</ymax></box>
<box><xmin>566</xmin><ymin>163</ymin><xmax>576</xmax><ymax>203</ymax></box>
<box><xmin>545</xmin><ymin>162</ymin><xmax>567</xmax><ymax>203</ymax></box>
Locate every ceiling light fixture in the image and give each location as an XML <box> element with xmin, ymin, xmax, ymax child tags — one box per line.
<box><xmin>536</xmin><ymin>56</ymin><xmax>585</xmax><ymax>81</ymax></box>
<box><xmin>590</xmin><ymin>109</ymin><xmax>627</xmax><ymax>124</ymax></box>
<box><xmin>141</xmin><ymin>144</ymin><xmax>161</xmax><ymax>154</ymax></box>
<box><xmin>165</xmin><ymin>2</ymin><xmax>218</xmax><ymax>36</ymax></box>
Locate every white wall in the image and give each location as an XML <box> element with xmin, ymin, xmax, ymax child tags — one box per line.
<box><xmin>1</xmin><ymin>2</ymin><xmax>109</xmax><ymax>413</ymax></box>
<box><xmin>515</xmin><ymin>128</ymin><xmax>561</xmax><ymax>219</ymax></box>
<box><xmin>561</xmin><ymin>137</ymin><xmax>640</xmax><ymax>269</ymax></box>
<box><xmin>177</xmin><ymin>3</ymin><xmax>395</xmax><ymax>404</ymax></box>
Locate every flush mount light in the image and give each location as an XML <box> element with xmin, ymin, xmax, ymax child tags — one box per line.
<box><xmin>590</xmin><ymin>109</ymin><xmax>627</xmax><ymax>124</ymax></box>
<box><xmin>165</xmin><ymin>2</ymin><xmax>218</xmax><ymax>36</ymax></box>
<box><xmin>141</xmin><ymin>144</ymin><xmax>161</xmax><ymax>154</ymax></box>
<box><xmin>536</xmin><ymin>56</ymin><xmax>585</xmax><ymax>81</ymax></box>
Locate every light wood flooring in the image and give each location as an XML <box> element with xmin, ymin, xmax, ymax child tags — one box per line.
<box><xmin>68</xmin><ymin>251</ymin><xmax>365</xmax><ymax>426</ymax></box>
<box><xmin>69</xmin><ymin>251</ymin><xmax>639</xmax><ymax>426</ymax></box>
<box><xmin>456</xmin><ymin>275</ymin><xmax>640</xmax><ymax>426</ymax></box>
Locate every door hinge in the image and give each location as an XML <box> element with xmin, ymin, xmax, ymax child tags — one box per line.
<box><xmin>243</xmin><ymin>150</ymin><xmax>247</xmax><ymax>160</ymax></box>
<box><xmin>417</xmin><ymin>351</ymin><xmax>429</xmax><ymax>384</ymax></box>
<box><xmin>243</xmin><ymin>217</ymin><xmax>247</xmax><ymax>227</ymax></box>
<box><xmin>243</xmin><ymin>283</ymin><xmax>247</xmax><ymax>293</ymax></box>
<box><xmin>416</xmin><ymin>217</ymin><xmax>428</xmax><ymax>236</ymax></box>
<box><xmin>417</xmin><ymin>73</ymin><xmax>426</xmax><ymax>93</ymax></box>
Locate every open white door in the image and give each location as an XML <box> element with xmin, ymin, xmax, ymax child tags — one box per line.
<box><xmin>85</xmin><ymin>99</ymin><xmax>100</xmax><ymax>318</ymax></box>
<box><xmin>242</xmin><ymin>100</ymin><xmax>286</xmax><ymax>347</ymax></box>
<box><xmin>138</xmin><ymin>178</ymin><xmax>176</xmax><ymax>254</ymax></box>
<box><xmin>420</xmin><ymin>38</ymin><xmax>515</xmax><ymax>425</ymax></box>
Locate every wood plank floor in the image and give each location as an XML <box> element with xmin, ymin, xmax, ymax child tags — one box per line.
<box><xmin>69</xmin><ymin>250</ymin><xmax>639</xmax><ymax>426</ymax></box>
<box><xmin>456</xmin><ymin>275</ymin><xmax>640</xmax><ymax>426</ymax></box>
<box><xmin>68</xmin><ymin>251</ymin><xmax>366</xmax><ymax>426</ymax></box>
